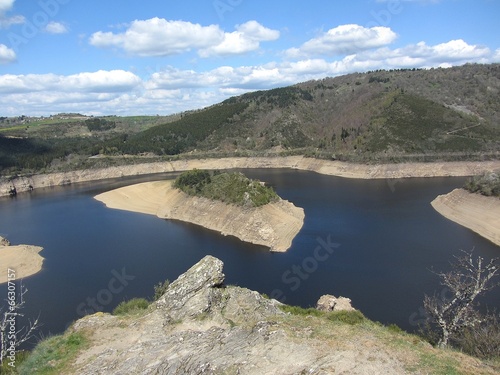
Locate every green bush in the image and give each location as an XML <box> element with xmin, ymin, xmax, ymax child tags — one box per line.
<box><xmin>387</xmin><ymin>323</ymin><xmax>404</xmax><ymax>334</ymax></box>
<box><xmin>464</xmin><ymin>171</ymin><xmax>500</xmax><ymax>197</ymax></box>
<box><xmin>327</xmin><ymin>310</ymin><xmax>366</xmax><ymax>325</ymax></box>
<box><xmin>279</xmin><ymin>305</ymin><xmax>323</xmax><ymax>317</ymax></box>
<box><xmin>153</xmin><ymin>280</ymin><xmax>170</xmax><ymax>301</ymax></box>
<box><xmin>173</xmin><ymin>169</ymin><xmax>278</xmax><ymax>207</ymax></box>
<box><xmin>112</xmin><ymin>298</ymin><xmax>149</xmax><ymax>316</ymax></box>
<box><xmin>173</xmin><ymin>169</ymin><xmax>212</xmax><ymax>195</ymax></box>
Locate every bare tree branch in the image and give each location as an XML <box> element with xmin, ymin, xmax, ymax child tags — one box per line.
<box><xmin>0</xmin><ymin>281</ymin><xmax>41</xmax><ymax>364</ymax></box>
<box><xmin>423</xmin><ymin>249</ymin><xmax>499</xmax><ymax>348</ymax></box>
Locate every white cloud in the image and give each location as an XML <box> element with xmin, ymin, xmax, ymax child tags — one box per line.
<box><xmin>199</xmin><ymin>21</ymin><xmax>279</xmax><ymax>57</ymax></box>
<box><xmin>89</xmin><ymin>18</ymin><xmax>225</xmax><ymax>57</ymax></box>
<box><xmin>45</xmin><ymin>21</ymin><xmax>68</xmax><ymax>34</ymax></box>
<box><xmin>355</xmin><ymin>39</ymin><xmax>492</xmax><ymax>68</ymax></box>
<box><xmin>0</xmin><ymin>0</ymin><xmax>14</xmax><ymax>14</ymax></box>
<box><xmin>0</xmin><ymin>43</ymin><xmax>16</xmax><ymax>64</ymax></box>
<box><xmin>1</xmin><ymin>38</ymin><xmax>499</xmax><ymax>116</ymax></box>
<box><xmin>89</xmin><ymin>18</ymin><xmax>279</xmax><ymax>58</ymax></box>
<box><xmin>286</xmin><ymin>24</ymin><xmax>397</xmax><ymax>58</ymax></box>
<box><xmin>0</xmin><ymin>0</ymin><xmax>24</xmax><ymax>28</ymax></box>
<box><xmin>0</xmin><ymin>70</ymin><xmax>142</xmax><ymax>94</ymax></box>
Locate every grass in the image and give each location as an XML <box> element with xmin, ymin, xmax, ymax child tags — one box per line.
<box><xmin>0</xmin><ymin>351</ymin><xmax>30</xmax><ymax>374</ymax></box>
<box><xmin>16</xmin><ymin>332</ymin><xmax>87</xmax><ymax>375</ymax></box>
<box><xmin>278</xmin><ymin>302</ymin><xmax>499</xmax><ymax>374</ymax></box>
<box><xmin>112</xmin><ymin>298</ymin><xmax>150</xmax><ymax>316</ymax></box>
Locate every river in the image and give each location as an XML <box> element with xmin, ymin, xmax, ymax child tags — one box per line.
<box><xmin>0</xmin><ymin>169</ymin><xmax>498</xmax><ymax>344</ymax></box>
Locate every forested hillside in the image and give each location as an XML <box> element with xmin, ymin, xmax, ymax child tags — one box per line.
<box><xmin>1</xmin><ymin>64</ymin><xmax>499</xmax><ymax>175</ymax></box>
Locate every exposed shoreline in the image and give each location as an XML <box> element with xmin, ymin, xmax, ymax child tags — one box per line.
<box><xmin>94</xmin><ymin>180</ymin><xmax>305</xmax><ymax>252</ymax></box>
<box><xmin>2</xmin><ymin>156</ymin><xmax>500</xmax><ymax>197</ymax></box>
<box><xmin>431</xmin><ymin>189</ymin><xmax>500</xmax><ymax>247</ymax></box>
<box><xmin>0</xmin><ymin>239</ymin><xmax>44</xmax><ymax>284</ymax></box>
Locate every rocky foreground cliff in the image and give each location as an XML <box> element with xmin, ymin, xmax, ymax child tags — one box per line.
<box><xmin>27</xmin><ymin>256</ymin><xmax>498</xmax><ymax>375</ymax></box>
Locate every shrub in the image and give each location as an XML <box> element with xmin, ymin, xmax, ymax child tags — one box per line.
<box><xmin>173</xmin><ymin>169</ymin><xmax>212</xmax><ymax>195</ymax></box>
<box><xmin>153</xmin><ymin>280</ymin><xmax>170</xmax><ymax>301</ymax></box>
<box><xmin>112</xmin><ymin>298</ymin><xmax>149</xmax><ymax>316</ymax></box>
<box><xmin>173</xmin><ymin>169</ymin><xmax>278</xmax><ymax>207</ymax></box>
<box><xmin>279</xmin><ymin>305</ymin><xmax>323</xmax><ymax>317</ymax></box>
<box><xmin>453</xmin><ymin>312</ymin><xmax>500</xmax><ymax>360</ymax></box>
<box><xmin>327</xmin><ymin>310</ymin><xmax>366</xmax><ymax>325</ymax></box>
<box><xmin>464</xmin><ymin>171</ymin><xmax>500</xmax><ymax>197</ymax></box>
<box><xmin>387</xmin><ymin>323</ymin><xmax>404</xmax><ymax>334</ymax></box>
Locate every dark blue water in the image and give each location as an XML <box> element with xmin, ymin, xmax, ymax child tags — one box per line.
<box><xmin>0</xmin><ymin>169</ymin><xmax>499</xmax><ymax>346</ymax></box>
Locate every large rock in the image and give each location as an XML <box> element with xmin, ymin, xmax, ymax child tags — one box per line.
<box><xmin>155</xmin><ymin>255</ymin><xmax>226</xmax><ymax>322</ymax></box>
<box><xmin>0</xmin><ymin>236</ymin><xmax>10</xmax><ymax>246</ymax></box>
<box><xmin>316</xmin><ymin>294</ymin><xmax>355</xmax><ymax>312</ymax></box>
<box><xmin>68</xmin><ymin>256</ymin><xmax>410</xmax><ymax>374</ymax></box>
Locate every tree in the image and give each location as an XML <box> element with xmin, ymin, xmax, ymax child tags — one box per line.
<box><xmin>423</xmin><ymin>250</ymin><xmax>499</xmax><ymax>348</ymax></box>
<box><xmin>1</xmin><ymin>281</ymin><xmax>40</xmax><ymax>365</ymax></box>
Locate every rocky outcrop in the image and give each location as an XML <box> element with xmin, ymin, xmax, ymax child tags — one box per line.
<box><xmin>94</xmin><ymin>181</ymin><xmax>304</xmax><ymax>251</ymax></box>
<box><xmin>316</xmin><ymin>294</ymin><xmax>355</xmax><ymax>312</ymax></box>
<box><xmin>68</xmin><ymin>256</ymin><xmax>413</xmax><ymax>375</ymax></box>
<box><xmin>3</xmin><ymin>156</ymin><xmax>500</xmax><ymax>197</ymax></box>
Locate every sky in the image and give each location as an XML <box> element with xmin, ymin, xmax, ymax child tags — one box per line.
<box><xmin>0</xmin><ymin>0</ymin><xmax>499</xmax><ymax>117</ymax></box>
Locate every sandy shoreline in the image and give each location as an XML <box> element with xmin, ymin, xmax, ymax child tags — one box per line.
<box><xmin>95</xmin><ymin>181</ymin><xmax>305</xmax><ymax>252</ymax></box>
<box><xmin>2</xmin><ymin>157</ymin><xmax>500</xmax><ymax>197</ymax></box>
<box><xmin>0</xmin><ymin>240</ymin><xmax>44</xmax><ymax>284</ymax></box>
<box><xmin>431</xmin><ymin>189</ymin><xmax>500</xmax><ymax>247</ymax></box>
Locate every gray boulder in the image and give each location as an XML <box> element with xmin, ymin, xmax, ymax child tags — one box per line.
<box><xmin>316</xmin><ymin>294</ymin><xmax>355</xmax><ymax>312</ymax></box>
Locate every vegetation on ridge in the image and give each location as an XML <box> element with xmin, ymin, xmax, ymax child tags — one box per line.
<box><xmin>464</xmin><ymin>170</ymin><xmax>500</xmax><ymax>197</ymax></box>
<box><xmin>173</xmin><ymin>169</ymin><xmax>279</xmax><ymax>207</ymax></box>
<box><xmin>1</xmin><ymin>64</ymin><xmax>500</xmax><ymax>176</ymax></box>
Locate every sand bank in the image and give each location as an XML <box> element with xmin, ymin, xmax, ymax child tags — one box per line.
<box><xmin>95</xmin><ymin>181</ymin><xmax>304</xmax><ymax>252</ymax></box>
<box><xmin>431</xmin><ymin>189</ymin><xmax>500</xmax><ymax>247</ymax></box>
<box><xmin>0</xmin><ymin>241</ymin><xmax>44</xmax><ymax>284</ymax></box>
<box><xmin>3</xmin><ymin>157</ymin><xmax>500</xmax><ymax>197</ymax></box>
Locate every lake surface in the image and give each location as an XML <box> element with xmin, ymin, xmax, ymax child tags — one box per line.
<box><xmin>0</xmin><ymin>169</ymin><xmax>499</xmax><ymax>345</ymax></box>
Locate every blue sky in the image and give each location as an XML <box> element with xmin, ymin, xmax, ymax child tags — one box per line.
<box><xmin>0</xmin><ymin>0</ymin><xmax>499</xmax><ymax>116</ymax></box>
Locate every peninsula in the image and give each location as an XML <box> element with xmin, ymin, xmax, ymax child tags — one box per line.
<box><xmin>94</xmin><ymin>170</ymin><xmax>304</xmax><ymax>252</ymax></box>
<box><xmin>432</xmin><ymin>172</ymin><xmax>500</xmax><ymax>247</ymax></box>
<box><xmin>0</xmin><ymin>236</ymin><xmax>45</xmax><ymax>284</ymax></box>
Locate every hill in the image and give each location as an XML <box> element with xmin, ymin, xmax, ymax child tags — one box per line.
<box><xmin>1</xmin><ymin>64</ymin><xmax>500</xmax><ymax>174</ymax></box>
<box><xmin>15</xmin><ymin>256</ymin><xmax>499</xmax><ymax>374</ymax></box>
